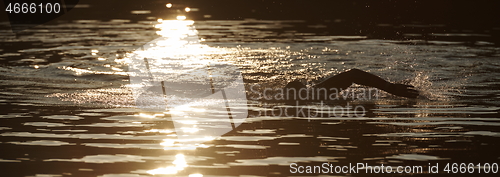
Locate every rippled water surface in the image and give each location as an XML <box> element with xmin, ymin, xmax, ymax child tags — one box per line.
<box><xmin>1</xmin><ymin>18</ymin><xmax>500</xmax><ymax>177</ymax></box>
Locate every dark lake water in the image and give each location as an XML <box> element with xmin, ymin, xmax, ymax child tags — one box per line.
<box><xmin>1</xmin><ymin>5</ymin><xmax>500</xmax><ymax>177</ymax></box>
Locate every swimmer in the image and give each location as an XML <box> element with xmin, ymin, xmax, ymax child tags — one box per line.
<box><xmin>283</xmin><ymin>68</ymin><xmax>419</xmax><ymax>100</ymax></box>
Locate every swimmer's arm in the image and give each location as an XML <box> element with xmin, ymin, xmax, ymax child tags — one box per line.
<box><xmin>315</xmin><ymin>69</ymin><xmax>419</xmax><ymax>98</ymax></box>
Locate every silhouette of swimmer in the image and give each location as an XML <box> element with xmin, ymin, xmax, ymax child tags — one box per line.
<box><xmin>283</xmin><ymin>68</ymin><xmax>419</xmax><ymax>101</ymax></box>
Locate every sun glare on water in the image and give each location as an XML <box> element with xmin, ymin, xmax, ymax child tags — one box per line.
<box><xmin>147</xmin><ymin>154</ymin><xmax>188</xmax><ymax>175</ymax></box>
<box><xmin>132</xmin><ymin>16</ymin><xmax>237</xmax><ymax>177</ymax></box>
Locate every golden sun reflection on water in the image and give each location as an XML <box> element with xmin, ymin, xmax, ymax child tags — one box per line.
<box><xmin>135</xmin><ymin>17</ymin><xmax>242</xmax><ymax>176</ymax></box>
<box><xmin>146</xmin><ymin>136</ymin><xmax>214</xmax><ymax>175</ymax></box>
<box><xmin>147</xmin><ymin>154</ymin><xmax>188</xmax><ymax>175</ymax></box>
<box><xmin>160</xmin><ymin>136</ymin><xmax>215</xmax><ymax>150</ymax></box>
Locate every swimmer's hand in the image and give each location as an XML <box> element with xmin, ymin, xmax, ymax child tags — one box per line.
<box><xmin>384</xmin><ymin>83</ymin><xmax>419</xmax><ymax>98</ymax></box>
